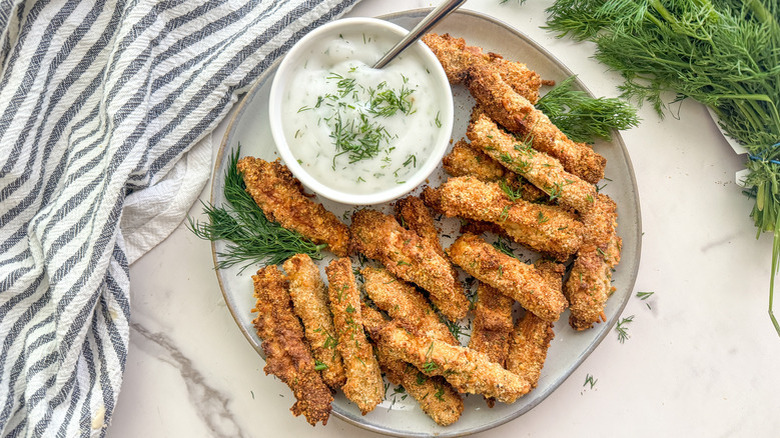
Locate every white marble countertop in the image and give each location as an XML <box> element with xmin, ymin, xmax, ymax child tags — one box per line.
<box><xmin>108</xmin><ymin>0</ymin><xmax>780</xmax><ymax>437</ymax></box>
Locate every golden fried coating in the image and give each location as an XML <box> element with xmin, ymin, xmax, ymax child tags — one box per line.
<box><xmin>394</xmin><ymin>195</ymin><xmax>448</xmax><ymax>262</ymax></box>
<box><xmin>443</xmin><ymin>139</ymin><xmax>506</xmax><ymax>181</ymax></box>
<box><xmin>467</xmin><ymin>112</ymin><xmax>598</xmax><ymax>213</ymax></box>
<box><xmin>535</xmin><ymin>258</ymin><xmax>566</xmax><ymax>291</ymax></box>
<box><xmin>468</xmin><ymin>283</ymin><xmax>514</xmax><ymax>368</ymax></box>
<box><xmin>505</xmin><ymin>259</ymin><xmax>562</xmax><ymax>389</ymax></box>
<box><xmin>463</xmin><ymin>65</ymin><xmax>606</xmax><ymax>184</ymax></box>
<box><xmin>442</xmin><ymin>139</ymin><xmax>548</xmax><ymax>203</ymax></box>
<box><xmin>456</xmin><ymin>218</ymin><xmax>508</xmax><ymax>239</ymax></box>
<box><xmin>350</xmin><ymin>209</ymin><xmax>469</xmax><ymax>321</ymax></box>
<box><xmin>237</xmin><ymin>157</ymin><xmax>350</xmax><ymax>256</ymax></box>
<box><xmin>447</xmin><ymin>233</ymin><xmax>568</xmax><ymax>322</ymax></box>
<box><xmin>425</xmin><ymin>177</ymin><xmax>583</xmax><ymax>261</ymax></box>
<box><xmin>251</xmin><ymin>265</ymin><xmax>333</xmax><ymax>426</ymax></box>
<box><xmin>468</xmin><ymin>282</ymin><xmax>514</xmax><ymax>408</ymax></box>
<box><xmin>362</xmin><ymin>305</ymin><xmax>531</xmax><ymax>404</ymax></box>
<box><xmin>283</xmin><ymin>254</ymin><xmax>346</xmax><ymax>389</ymax></box>
<box><xmin>421</xmin><ymin>33</ymin><xmax>543</xmax><ymax>103</ymax></box>
<box><xmin>362</xmin><ymin>267</ymin><xmax>458</xmax><ymax>346</ymax></box>
<box><xmin>362</xmin><ymin>307</ymin><xmax>464</xmax><ymax>426</ymax></box>
<box><xmin>325</xmin><ymin>258</ymin><xmax>384</xmax><ymax>415</ymax></box>
<box><xmin>379</xmin><ymin>355</ymin><xmax>464</xmax><ymax>426</ymax></box>
<box><xmin>506</xmin><ymin>312</ymin><xmax>555</xmax><ymax>390</ymax></box>
<box><xmin>564</xmin><ymin>193</ymin><xmax>622</xmax><ymax>330</ymax></box>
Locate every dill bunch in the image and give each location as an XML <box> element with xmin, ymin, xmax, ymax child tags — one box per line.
<box><xmin>544</xmin><ymin>0</ymin><xmax>780</xmax><ymax>335</ymax></box>
<box><xmin>189</xmin><ymin>146</ymin><xmax>326</xmax><ymax>271</ymax></box>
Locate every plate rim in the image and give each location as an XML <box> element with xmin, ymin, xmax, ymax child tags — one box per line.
<box><xmin>210</xmin><ymin>7</ymin><xmax>643</xmax><ymax>437</ymax></box>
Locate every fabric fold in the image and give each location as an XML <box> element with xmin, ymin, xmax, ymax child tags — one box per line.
<box><xmin>0</xmin><ymin>1</ymin><xmax>360</xmax><ymax>436</ymax></box>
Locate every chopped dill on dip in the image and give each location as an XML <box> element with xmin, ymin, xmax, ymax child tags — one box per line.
<box><xmin>280</xmin><ymin>30</ymin><xmax>444</xmax><ymax>195</ymax></box>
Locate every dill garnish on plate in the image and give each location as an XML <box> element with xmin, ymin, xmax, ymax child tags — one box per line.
<box><xmin>188</xmin><ymin>145</ymin><xmax>326</xmax><ymax>270</ymax></box>
<box><xmin>535</xmin><ymin>76</ymin><xmax>640</xmax><ymax>143</ymax></box>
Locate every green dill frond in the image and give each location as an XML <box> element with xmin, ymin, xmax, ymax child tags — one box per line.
<box><xmin>188</xmin><ymin>145</ymin><xmax>326</xmax><ymax>271</ymax></box>
<box><xmin>583</xmin><ymin>373</ymin><xmax>598</xmax><ymax>389</ymax></box>
<box><xmin>615</xmin><ymin>314</ymin><xmax>634</xmax><ymax>343</ymax></box>
<box><xmin>535</xmin><ymin>76</ymin><xmax>640</xmax><ymax>143</ymax></box>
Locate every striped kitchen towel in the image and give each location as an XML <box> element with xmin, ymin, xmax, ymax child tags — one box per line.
<box><xmin>0</xmin><ymin>0</ymin><xmax>360</xmax><ymax>436</ymax></box>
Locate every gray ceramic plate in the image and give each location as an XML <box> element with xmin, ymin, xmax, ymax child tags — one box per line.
<box><xmin>212</xmin><ymin>8</ymin><xmax>642</xmax><ymax>437</ymax></box>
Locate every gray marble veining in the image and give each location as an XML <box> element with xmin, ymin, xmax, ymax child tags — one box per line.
<box><xmin>130</xmin><ymin>323</ymin><xmax>249</xmax><ymax>438</ymax></box>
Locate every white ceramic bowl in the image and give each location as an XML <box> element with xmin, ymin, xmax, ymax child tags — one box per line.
<box><xmin>268</xmin><ymin>17</ymin><xmax>454</xmax><ymax>205</ymax></box>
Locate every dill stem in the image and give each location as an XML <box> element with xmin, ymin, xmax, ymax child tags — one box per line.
<box><xmin>648</xmin><ymin>0</ymin><xmax>679</xmax><ymax>28</ymax></box>
<box><xmin>772</xmin><ymin>214</ymin><xmax>780</xmax><ymax>336</ymax></box>
<box><xmin>719</xmin><ymin>83</ymin><xmax>766</xmax><ymax>137</ymax></box>
<box><xmin>744</xmin><ymin>0</ymin><xmax>780</xmax><ymax>34</ymax></box>
<box><xmin>643</xmin><ymin>7</ymin><xmax>666</xmax><ymax>30</ymax></box>
<box><xmin>634</xmin><ymin>53</ymin><xmax>691</xmax><ymax>70</ymax></box>
<box><xmin>730</xmin><ymin>82</ymin><xmax>777</xmax><ymax>134</ymax></box>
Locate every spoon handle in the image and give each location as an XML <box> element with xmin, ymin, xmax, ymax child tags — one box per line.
<box><xmin>373</xmin><ymin>0</ymin><xmax>468</xmax><ymax>69</ymax></box>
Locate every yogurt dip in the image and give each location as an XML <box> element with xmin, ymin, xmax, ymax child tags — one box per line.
<box><xmin>269</xmin><ymin>18</ymin><xmax>453</xmax><ymax>204</ymax></box>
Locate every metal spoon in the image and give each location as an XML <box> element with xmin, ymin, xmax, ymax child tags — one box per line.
<box><xmin>373</xmin><ymin>0</ymin><xmax>468</xmax><ymax>69</ymax></box>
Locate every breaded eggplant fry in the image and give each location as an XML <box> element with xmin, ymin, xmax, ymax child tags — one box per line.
<box><xmin>505</xmin><ymin>259</ymin><xmax>562</xmax><ymax>389</ymax></box>
<box><xmin>379</xmin><ymin>353</ymin><xmax>465</xmax><ymax>426</ymax></box>
<box><xmin>362</xmin><ymin>267</ymin><xmax>458</xmax><ymax>346</ymax></box>
<box><xmin>447</xmin><ymin>233</ymin><xmax>568</xmax><ymax>322</ymax></box>
<box><xmin>535</xmin><ymin>258</ymin><xmax>566</xmax><ymax>291</ymax></box>
<box><xmin>443</xmin><ymin>139</ymin><xmax>507</xmax><ymax>181</ymax></box>
<box><xmin>468</xmin><ymin>283</ymin><xmax>514</xmax><ymax>368</ymax></box>
<box><xmin>362</xmin><ymin>305</ymin><xmax>531</xmax><ymax>404</ymax></box>
<box><xmin>506</xmin><ymin>312</ymin><xmax>555</xmax><ymax>390</ymax></box>
<box><xmin>251</xmin><ymin>266</ymin><xmax>333</xmax><ymax>426</ymax></box>
<box><xmin>392</xmin><ymin>198</ymin><xmax>463</xmax><ymax>320</ymax></box>
<box><xmin>237</xmin><ymin>157</ymin><xmax>350</xmax><ymax>256</ymax></box>
<box><xmin>325</xmin><ymin>258</ymin><xmax>384</xmax><ymax>415</ymax></box>
<box><xmin>492</xmin><ymin>56</ymin><xmax>544</xmax><ymax>104</ymax></box>
<box><xmin>394</xmin><ymin>195</ymin><xmax>448</xmax><ymax>262</ymax></box>
<box><xmin>564</xmin><ymin>193</ymin><xmax>622</xmax><ymax>330</ymax></box>
<box><xmin>421</xmin><ymin>33</ymin><xmax>543</xmax><ymax>103</ymax></box>
<box><xmin>420</xmin><ymin>33</ymin><xmax>475</xmax><ymax>83</ymax></box>
<box><xmin>467</xmin><ymin>112</ymin><xmax>598</xmax><ymax>212</ymax></box>
<box><xmin>463</xmin><ymin>65</ymin><xmax>606</xmax><ymax>184</ymax></box>
<box><xmin>283</xmin><ymin>254</ymin><xmax>346</xmax><ymax>389</ymax></box>
<box><xmin>427</xmin><ymin>177</ymin><xmax>583</xmax><ymax>261</ymax></box>
<box><xmin>468</xmin><ymin>282</ymin><xmax>514</xmax><ymax>408</ymax></box>
<box><xmin>442</xmin><ymin>139</ymin><xmax>548</xmax><ymax>203</ymax></box>
<box><xmin>362</xmin><ymin>307</ymin><xmax>464</xmax><ymax>426</ymax></box>
<box><xmin>350</xmin><ymin>209</ymin><xmax>469</xmax><ymax>321</ymax></box>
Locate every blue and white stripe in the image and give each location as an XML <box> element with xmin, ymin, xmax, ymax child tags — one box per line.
<box><xmin>0</xmin><ymin>0</ymin><xmax>359</xmax><ymax>436</ymax></box>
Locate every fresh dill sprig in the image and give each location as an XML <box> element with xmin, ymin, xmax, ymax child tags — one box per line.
<box><xmin>615</xmin><ymin>314</ymin><xmax>634</xmax><ymax>343</ymax></box>
<box><xmin>636</xmin><ymin>291</ymin><xmax>655</xmax><ymax>309</ymax></box>
<box><xmin>188</xmin><ymin>145</ymin><xmax>326</xmax><ymax>270</ymax></box>
<box><xmin>583</xmin><ymin>373</ymin><xmax>598</xmax><ymax>389</ymax></box>
<box><xmin>544</xmin><ymin>0</ymin><xmax>780</xmax><ymax>336</ymax></box>
<box><xmin>535</xmin><ymin>76</ymin><xmax>640</xmax><ymax>143</ymax></box>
